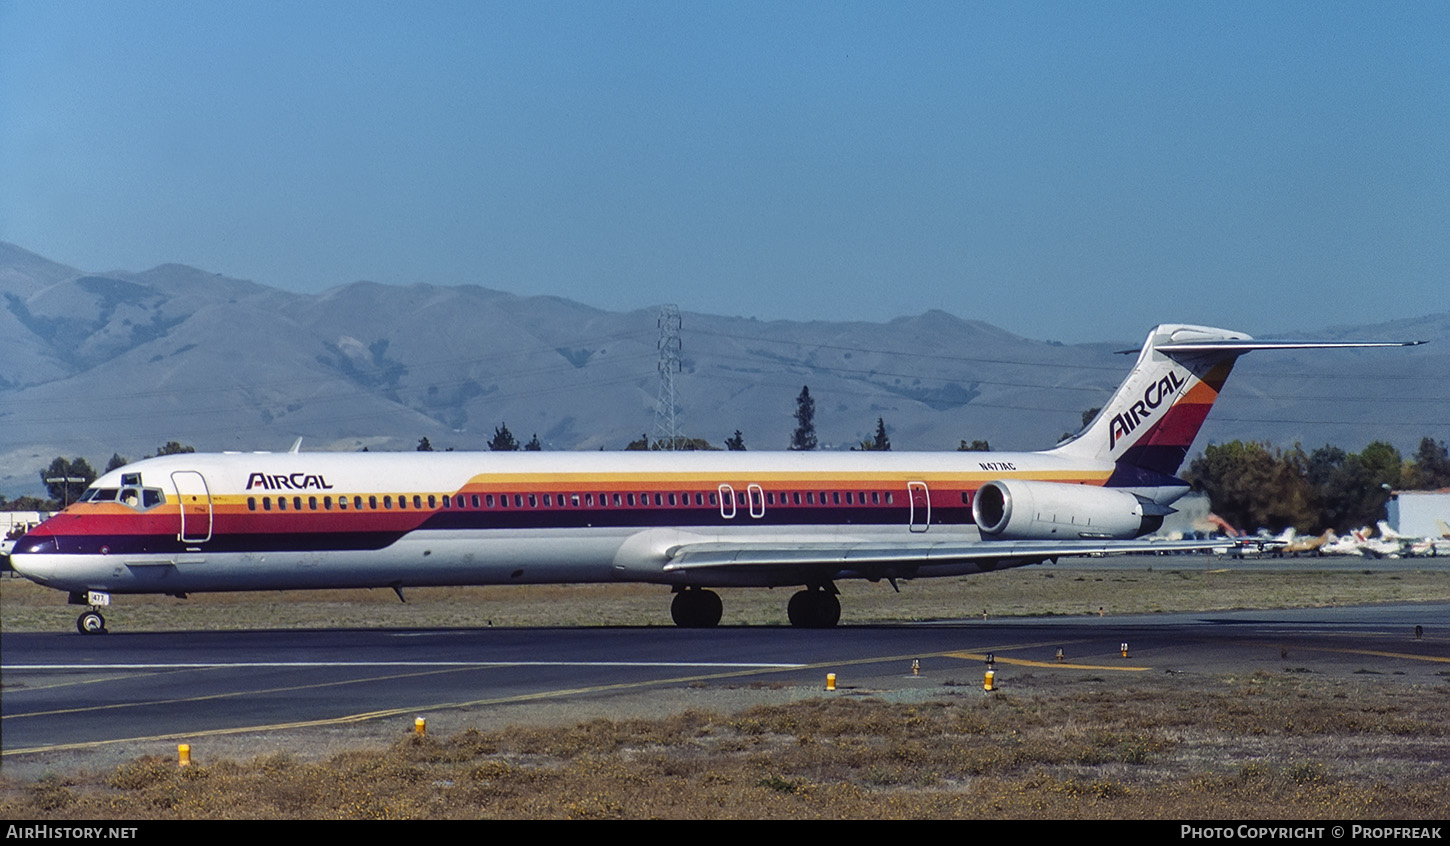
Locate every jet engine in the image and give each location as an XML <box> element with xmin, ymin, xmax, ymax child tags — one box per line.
<box><xmin>971</xmin><ymin>479</ymin><xmax>1169</xmax><ymax>540</ymax></box>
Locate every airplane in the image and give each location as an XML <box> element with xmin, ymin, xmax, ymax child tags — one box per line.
<box><xmin>9</xmin><ymin>324</ymin><xmax>1422</xmax><ymax>634</ymax></box>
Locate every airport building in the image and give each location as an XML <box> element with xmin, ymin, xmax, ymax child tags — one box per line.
<box><xmin>1386</xmin><ymin>490</ymin><xmax>1450</xmax><ymax>538</ymax></box>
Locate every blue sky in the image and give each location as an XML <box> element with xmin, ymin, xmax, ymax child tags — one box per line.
<box><xmin>2</xmin><ymin>1</ymin><xmax>1446</xmax><ymax>342</ymax></box>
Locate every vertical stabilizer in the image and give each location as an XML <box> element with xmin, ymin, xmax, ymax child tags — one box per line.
<box><xmin>1047</xmin><ymin>324</ymin><xmax>1250</xmax><ymax>477</ymax></box>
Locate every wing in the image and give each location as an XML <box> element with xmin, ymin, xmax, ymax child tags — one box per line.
<box><xmin>663</xmin><ymin>537</ymin><xmax>1231</xmax><ymax>579</ymax></box>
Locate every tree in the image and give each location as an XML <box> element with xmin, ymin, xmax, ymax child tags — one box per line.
<box><xmin>724</xmin><ymin>430</ymin><xmax>747</xmax><ymax>451</ymax></box>
<box><xmin>1406</xmin><ymin>437</ymin><xmax>1450</xmax><ymax>490</ymax></box>
<box><xmin>958</xmin><ymin>440</ymin><xmax>990</xmax><ymax>451</ymax></box>
<box><xmin>40</xmin><ymin>457</ymin><xmax>96</xmax><ymax>506</ymax></box>
<box><xmin>489</xmin><ymin>423</ymin><xmax>519</xmax><ymax>451</ymax></box>
<box><xmin>416</xmin><ymin>437</ymin><xmax>434</xmax><ymax>452</ymax></box>
<box><xmin>855</xmin><ymin>418</ymin><xmax>891</xmax><ymax>451</ymax></box>
<box><xmin>105</xmin><ymin>453</ymin><xmax>130</xmax><ymax>472</ymax></box>
<box><xmin>790</xmin><ymin>386</ymin><xmax>817</xmax><ymax>451</ymax></box>
<box><xmin>1187</xmin><ymin>441</ymin><xmax>1317</xmax><ymax>533</ymax></box>
<box><xmin>625</xmin><ymin>433</ymin><xmax>651</xmax><ymax>451</ymax></box>
<box><xmin>524</xmin><ymin>434</ymin><xmax>542</xmax><ymax>451</ymax></box>
<box><xmin>154</xmin><ymin>441</ymin><xmax>195</xmax><ymax>456</ymax></box>
<box><xmin>652</xmin><ymin>437</ymin><xmax>716</xmax><ymax>451</ymax></box>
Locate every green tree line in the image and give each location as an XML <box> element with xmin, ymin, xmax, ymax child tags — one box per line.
<box><xmin>1186</xmin><ymin>437</ymin><xmax>1450</xmax><ymax>533</ymax></box>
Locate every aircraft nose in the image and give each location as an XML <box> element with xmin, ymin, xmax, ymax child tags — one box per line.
<box><xmin>13</xmin><ymin>531</ymin><xmax>58</xmax><ymax>556</ymax></box>
<box><xmin>9</xmin><ymin>532</ymin><xmax>60</xmax><ymax>581</ymax></box>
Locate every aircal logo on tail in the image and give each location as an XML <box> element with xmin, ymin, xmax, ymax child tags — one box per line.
<box><xmin>1108</xmin><ymin>370</ymin><xmax>1187</xmax><ymax>449</ymax></box>
<box><xmin>246</xmin><ymin>473</ymin><xmax>334</xmax><ymax>491</ymax></box>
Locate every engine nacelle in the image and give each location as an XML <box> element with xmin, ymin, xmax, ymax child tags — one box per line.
<box><xmin>971</xmin><ymin>479</ymin><xmax>1165</xmax><ymax>540</ymax></box>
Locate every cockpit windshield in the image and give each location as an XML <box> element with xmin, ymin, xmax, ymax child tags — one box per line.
<box><xmin>79</xmin><ymin>486</ymin><xmax>165</xmax><ymax>510</ymax></box>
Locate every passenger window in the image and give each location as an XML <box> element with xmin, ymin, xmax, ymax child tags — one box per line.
<box><xmin>414</xmin><ymin>495</ymin><xmax>423</xmax><ymax>509</ymax></box>
<box><xmin>263</xmin><ymin>497</ymin><xmax>272</xmax><ymax>511</ymax></box>
<box><xmin>248</xmin><ymin>497</ymin><xmax>257</xmax><ymax>511</ymax></box>
<box><xmin>278</xmin><ymin>498</ymin><xmax>287</xmax><ymax>512</ymax></box>
<box><xmin>428</xmin><ymin>495</ymin><xmax>436</xmax><ymax>508</ymax></box>
<box><xmin>309</xmin><ymin>496</ymin><xmax>318</xmax><ymax>510</ymax></box>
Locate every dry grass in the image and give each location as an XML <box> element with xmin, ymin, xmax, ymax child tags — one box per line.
<box><xmin>5</xmin><ymin>558</ymin><xmax>1449</xmax><ymax>632</ymax></box>
<box><xmin>4</xmin><ymin>673</ymin><xmax>1446</xmax><ymax>819</ymax></box>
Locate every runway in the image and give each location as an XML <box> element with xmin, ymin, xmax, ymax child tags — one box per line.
<box><xmin>3</xmin><ymin>603</ymin><xmax>1446</xmax><ymax>776</ymax></box>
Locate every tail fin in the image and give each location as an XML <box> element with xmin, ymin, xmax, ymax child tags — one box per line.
<box><xmin>1048</xmin><ymin>324</ymin><xmax>1423</xmax><ymax>479</ymax></box>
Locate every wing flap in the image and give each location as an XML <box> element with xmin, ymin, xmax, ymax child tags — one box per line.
<box><xmin>663</xmin><ymin>538</ymin><xmax>1228</xmax><ymax>572</ymax></box>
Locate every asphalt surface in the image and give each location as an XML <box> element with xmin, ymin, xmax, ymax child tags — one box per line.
<box><xmin>3</xmin><ymin>603</ymin><xmax>1447</xmax><ymax>778</ymax></box>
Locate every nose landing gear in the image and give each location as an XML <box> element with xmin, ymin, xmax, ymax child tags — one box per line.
<box><xmin>76</xmin><ymin>609</ymin><xmax>107</xmax><ymax>634</ymax></box>
<box><xmin>70</xmin><ymin>590</ymin><xmax>111</xmax><ymax>635</ymax></box>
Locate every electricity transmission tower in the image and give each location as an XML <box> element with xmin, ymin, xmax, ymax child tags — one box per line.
<box><xmin>654</xmin><ymin>305</ymin><xmax>682</xmax><ymax>450</ymax></box>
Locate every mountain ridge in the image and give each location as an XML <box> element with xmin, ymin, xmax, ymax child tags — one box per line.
<box><xmin>3</xmin><ymin>242</ymin><xmax>1445</xmax><ymax>498</ymax></box>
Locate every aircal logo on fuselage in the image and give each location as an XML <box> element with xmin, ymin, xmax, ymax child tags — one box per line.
<box><xmin>246</xmin><ymin>473</ymin><xmax>334</xmax><ymax>491</ymax></box>
<box><xmin>1108</xmin><ymin>371</ymin><xmax>1188</xmax><ymax>449</ymax></box>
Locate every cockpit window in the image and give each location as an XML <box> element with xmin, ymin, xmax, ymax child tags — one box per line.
<box><xmin>81</xmin><ymin>486</ymin><xmax>166</xmax><ymax>510</ymax></box>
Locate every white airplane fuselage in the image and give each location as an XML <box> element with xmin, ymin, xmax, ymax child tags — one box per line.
<box><xmin>14</xmin><ymin>448</ymin><xmax>1163</xmax><ymax>595</ymax></box>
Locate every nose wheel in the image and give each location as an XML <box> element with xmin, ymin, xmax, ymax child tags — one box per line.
<box><xmin>76</xmin><ymin>610</ymin><xmax>107</xmax><ymax>635</ymax></box>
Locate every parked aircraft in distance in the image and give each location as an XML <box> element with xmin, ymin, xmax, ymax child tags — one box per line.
<box><xmin>11</xmin><ymin>324</ymin><xmax>1421</xmax><ymax>633</ymax></box>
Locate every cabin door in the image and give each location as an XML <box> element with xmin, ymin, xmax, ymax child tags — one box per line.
<box><xmin>171</xmin><ymin>471</ymin><xmax>213</xmax><ymax>543</ymax></box>
<box><xmin>908</xmin><ymin>481</ymin><xmax>930</xmax><ymax>533</ymax></box>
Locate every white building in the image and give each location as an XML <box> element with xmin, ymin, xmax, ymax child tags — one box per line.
<box><xmin>1386</xmin><ymin>490</ymin><xmax>1450</xmax><ymax>538</ymax></box>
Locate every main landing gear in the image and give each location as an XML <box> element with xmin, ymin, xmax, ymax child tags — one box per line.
<box><xmin>787</xmin><ymin>586</ymin><xmax>841</xmax><ymax>629</ymax></box>
<box><xmin>670</xmin><ymin>584</ymin><xmax>843</xmax><ymax>628</ymax></box>
<box><xmin>671</xmin><ymin>588</ymin><xmax>723</xmax><ymax>628</ymax></box>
